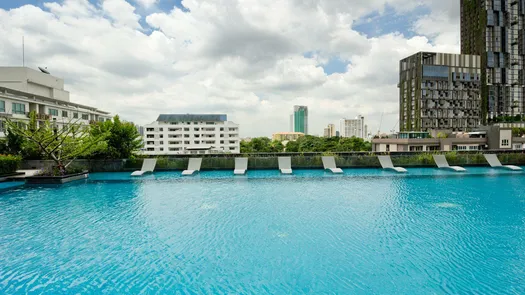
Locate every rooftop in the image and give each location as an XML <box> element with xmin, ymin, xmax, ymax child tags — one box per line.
<box><xmin>157</xmin><ymin>114</ymin><xmax>227</xmax><ymax>122</ymax></box>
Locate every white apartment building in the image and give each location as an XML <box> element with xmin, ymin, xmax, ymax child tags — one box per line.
<box><xmin>340</xmin><ymin>115</ymin><xmax>365</xmax><ymax>139</ymax></box>
<box><xmin>0</xmin><ymin>67</ymin><xmax>111</xmax><ymax>136</ymax></box>
<box><xmin>143</xmin><ymin>114</ymin><xmax>240</xmax><ymax>155</ymax></box>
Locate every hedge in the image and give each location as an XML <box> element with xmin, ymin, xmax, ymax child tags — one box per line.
<box><xmin>0</xmin><ymin>154</ymin><xmax>21</xmax><ymax>176</ymax></box>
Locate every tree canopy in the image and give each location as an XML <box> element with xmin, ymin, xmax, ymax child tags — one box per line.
<box><xmin>241</xmin><ymin>135</ymin><xmax>371</xmax><ymax>153</ymax></box>
<box><xmin>90</xmin><ymin>115</ymin><xmax>142</xmax><ymax>159</ymax></box>
<box><xmin>5</xmin><ymin>112</ymin><xmax>108</xmax><ymax>171</ymax></box>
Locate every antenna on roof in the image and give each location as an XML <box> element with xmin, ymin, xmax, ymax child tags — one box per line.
<box><xmin>22</xmin><ymin>36</ymin><xmax>25</xmax><ymax>67</ymax></box>
<box><xmin>38</xmin><ymin>67</ymin><xmax>50</xmax><ymax>74</ymax></box>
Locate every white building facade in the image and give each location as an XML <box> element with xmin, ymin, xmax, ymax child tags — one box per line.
<box><xmin>340</xmin><ymin>115</ymin><xmax>365</xmax><ymax>139</ymax></box>
<box><xmin>143</xmin><ymin>114</ymin><xmax>240</xmax><ymax>155</ymax></box>
<box><xmin>0</xmin><ymin>67</ymin><xmax>111</xmax><ymax>136</ymax></box>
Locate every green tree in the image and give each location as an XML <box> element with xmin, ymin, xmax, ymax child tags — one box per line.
<box><xmin>6</xmin><ymin>112</ymin><xmax>107</xmax><ymax>173</ymax></box>
<box><xmin>90</xmin><ymin>115</ymin><xmax>142</xmax><ymax>159</ymax></box>
<box><xmin>284</xmin><ymin>140</ymin><xmax>299</xmax><ymax>152</ymax></box>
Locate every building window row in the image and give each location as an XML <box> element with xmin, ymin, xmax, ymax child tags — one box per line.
<box><xmin>0</xmin><ymin>100</ymin><xmax>4</xmax><ymax>112</ymax></box>
<box><xmin>12</xmin><ymin>103</ymin><xmax>26</xmax><ymax>114</ymax></box>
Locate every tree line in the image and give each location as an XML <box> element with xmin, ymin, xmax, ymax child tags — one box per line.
<box><xmin>241</xmin><ymin>135</ymin><xmax>371</xmax><ymax>153</ymax></box>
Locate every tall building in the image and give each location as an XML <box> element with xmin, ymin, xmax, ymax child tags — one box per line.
<box><xmin>0</xmin><ymin>67</ymin><xmax>111</xmax><ymax>137</ymax></box>
<box><xmin>340</xmin><ymin>116</ymin><xmax>365</xmax><ymax>138</ymax></box>
<box><xmin>292</xmin><ymin>105</ymin><xmax>308</xmax><ymax>134</ymax></box>
<box><xmin>461</xmin><ymin>0</ymin><xmax>524</xmax><ymax>120</ymax></box>
<box><xmin>399</xmin><ymin>52</ymin><xmax>482</xmax><ymax>131</ymax></box>
<box><xmin>143</xmin><ymin>114</ymin><xmax>240</xmax><ymax>155</ymax></box>
<box><xmin>323</xmin><ymin>123</ymin><xmax>336</xmax><ymax>137</ymax></box>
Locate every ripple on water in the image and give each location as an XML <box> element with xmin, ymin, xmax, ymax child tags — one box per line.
<box><xmin>434</xmin><ymin>202</ymin><xmax>462</xmax><ymax>209</ymax></box>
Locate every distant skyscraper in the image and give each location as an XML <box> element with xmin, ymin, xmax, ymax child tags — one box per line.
<box><xmin>340</xmin><ymin>116</ymin><xmax>365</xmax><ymax>138</ymax></box>
<box><xmin>323</xmin><ymin>123</ymin><xmax>336</xmax><ymax>137</ymax></box>
<box><xmin>292</xmin><ymin>105</ymin><xmax>308</xmax><ymax>134</ymax></box>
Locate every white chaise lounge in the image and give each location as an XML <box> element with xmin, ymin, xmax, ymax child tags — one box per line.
<box><xmin>484</xmin><ymin>154</ymin><xmax>522</xmax><ymax>171</ymax></box>
<box><xmin>278</xmin><ymin>157</ymin><xmax>293</xmax><ymax>174</ymax></box>
<box><xmin>131</xmin><ymin>158</ymin><xmax>157</xmax><ymax>176</ymax></box>
<box><xmin>322</xmin><ymin>156</ymin><xmax>343</xmax><ymax>174</ymax></box>
<box><xmin>433</xmin><ymin>155</ymin><xmax>466</xmax><ymax>172</ymax></box>
<box><xmin>234</xmin><ymin>157</ymin><xmax>248</xmax><ymax>175</ymax></box>
<box><xmin>377</xmin><ymin>155</ymin><xmax>407</xmax><ymax>173</ymax></box>
<box><xmin>182</xmin><ymin>158</ymin><xmax>202</xmax><ymax>176</ymax></box>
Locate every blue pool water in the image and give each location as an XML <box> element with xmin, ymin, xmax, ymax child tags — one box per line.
<box><xmin>1</xmin><ymin>168</ymin><xmax>525</xmax><ymax>294</ymax></box>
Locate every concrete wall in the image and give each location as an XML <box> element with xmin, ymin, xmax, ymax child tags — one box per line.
<box><xmin>21</xmin><ymin>152</ymin><xmax>525</xmax><ymax>172</ymax></box>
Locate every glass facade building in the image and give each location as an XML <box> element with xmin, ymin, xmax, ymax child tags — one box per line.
<box><xmin>293</xmin><ymin>106</ymin><xmax>308</xmax><ymax>134</ymax></box>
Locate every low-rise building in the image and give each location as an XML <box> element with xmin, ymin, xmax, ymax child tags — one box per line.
<box><xmin>0</xmin><ymin>67</ymin><xmax>111</xmax><ymax>136</ymax></box>
<box><xmin>143</xmin><ymin>114</ymin><xmax>240</xmax><ymax>155</ymax></box>
<box><xmin>272</xmin><ymin>132</ymin><xmax>305</xmax><ymax>142</ymax></box>
<box><xmin>372</xmin><ymin>127</ymin><xmax>525</xmax><ymax>152</ymax></box>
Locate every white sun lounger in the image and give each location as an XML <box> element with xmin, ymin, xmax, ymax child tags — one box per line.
<box><xmin>378</xmin><ymin>155</ymin><xmax>407</xmax><ymax>173</ymax></box>
<box><xmin>131</xmin><ymin>158</ymin><xmax>157</xmax><ymax>176</ymax></box>
<box><xmin>484</xmin><ymin>154</ymin><xmax>522</xmax><ymax>171</ymax></box>
<box><xmin>278</xmin><ymin>157</ymin><xmax>293</xmax><ymax>174</ymax></box>
<box><xmin>433</xmin><ymin>155</ymin><xmax>466</xmax><ymax>172</ymax></box>
<box><xmin>234</xmin><ymin>157</ymin><xmax>248</xmax><ymax>175</ymax></box>
<box><xmin>322</xmin><ymin>156</ymin><xmax>343</xmax><ymax>174</ymax></box>
<box><xmin>182</xmin><ymin>158</ymin><xmax>202</xmax><ymax>176</ymax></box>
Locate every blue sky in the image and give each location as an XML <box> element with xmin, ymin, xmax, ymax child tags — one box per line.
<box><xmin>0</xmin><ymin>0</ymin><xmax>430</xmax><ymax>75</ymax></box>
<box><xmin>0</xmin><ymin>0</ymin><xmax>457</xmax><ymax>136</ymax></box>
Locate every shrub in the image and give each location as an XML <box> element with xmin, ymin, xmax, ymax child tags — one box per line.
<box><xmin>0</xmin><ymin>154</ymin><xmax>21</xmax><ymax>175</ymax></box>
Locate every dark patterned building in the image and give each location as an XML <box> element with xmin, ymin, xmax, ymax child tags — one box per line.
<box><xmin>461</xmin><ymin>0</ymin><xmax>524</xmax><ymax>120</ymax></box>
<box><xmin>399</xmin><ymin>52</ymin><xmax>482</xmax><ymax>131</ymax></box>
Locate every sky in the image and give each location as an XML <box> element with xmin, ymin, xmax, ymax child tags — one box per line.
<box><xmin>0</xmin><ymin>0</ymin><xmax>460</xmax><ymax>137</ymax></box>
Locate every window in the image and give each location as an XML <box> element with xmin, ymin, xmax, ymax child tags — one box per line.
<box><xmin>220</xmin><ymin>128</ymin><xmax>224</xmax><ymax>131</ymax></box>
<box><xmin>160</xmin><ymin>148</ymin><xmax>164</xmax><ymax>151</ymax></box>
<box><xmin>184</xmin><ymin>128</ymin><xmax>190</xmax><ymax>131</ymax></box>
<box><xmin>514</xmin><ymin>144</ymin><xmax>523</xmax><ymax>150</ymax></box>
<box><xmin>194</xmin><ymin>141</ymin><xmax>200</xmax><ymax>144</ymax></box>
<box><xmin>468</xmin><ymin>146</ymin><xmax>479</xmax><ymax>151</ymax></box>
<box><xmin>456</xmin><ymin>146</ymin><xmax>467</xmax><ymax>151</ymax></box>
<box><xmin>409</xmin><ymin>146</ymin><xmax>423</xmax><ymax>151</ymax></box>
<box><xmin>160</xmin><ymin>141</ymin><xmax>164</xmax><ymax>145</ymax></box>
<box><xmin>48</xmin><ymin>109</ymin><xmax>59</xmax><ymax>116</ymax></box>
<box><xmin>229</xmin><ymin>141</ymin><xmax>236</xmax><ymax>144</ymax></box>
<box><xmin>98</xmin><ymin>117</ymin><xmax>104</xmax><ymax>122</ymax></box>
<box><xmin>62</xmin><ymin>110</ymin><xmax>68</xmax><ymax>117</ymax></box>
<box><xmin>81</xmin><ymin>114</ymin><xmax>89</xmax><ymax>120</ymax></box>
<box><xmin>147</xmin><ymin>135</ymin><xmax>154</xmax><ymax>138</ymax></box>
<box><xmin>220</xmin><ymin>140</ymin><xmax>224</xmax><ymax>144</ymax></box>
<box><xmin>160</xmin><ymin>134</ymin><xmax>164</xmax><ymax>138</ymax></box>
<box><xmin>147</xmin><ymin>141</ymin><xmax>154</xmax><ymax>145</ymax></box>
<box><xmin>502</xmin><ymin>139</ymin><xmax>510</xmax><ymax>146</ymax></box>
<box><xmin>159</xmin><ymin>128</ymin><xmax>164</xmax><ymax>132</ymax></box>
<box><xmin>147</xmin><ymin>148</ymin><xmax>154</xmax><ymax>151</ymax></box>
<box><xmin>0</xmin><ymin>100</ymin><xmax>5</xmax><ymax>112</ymax></box>
<box><xmin>184</xmin><ymin>134</ymin><xmax>190</xmax><ymax>138</ymax></box>
<box><xmin>73</xmin><ymin>113</ymin><xmax>78</xmax><ymax>119</ymax></box>
<box><xmin>184</xmin><ymin>141</ymin><xmax>190</xmax><ymax>144</ymax></box>
<box><xmin>146</xmin><ymin>128</ymin><xmax>154</xmax><ymax>132</ymax></box>
<box><xmin>12</xmin><ymin>103</ymin><xmax>25</xmax><ymax>114</ymax></box>
<box><xmin>194</xmin><ymin>128</ymin><xmax>200</xmax><ymax>131</ymax></box>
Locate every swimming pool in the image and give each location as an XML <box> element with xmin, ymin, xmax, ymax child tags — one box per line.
<box><xmin>1</xmin><ymin>168</ymin><xmax>525</xmax><ymax>294</ymax></box>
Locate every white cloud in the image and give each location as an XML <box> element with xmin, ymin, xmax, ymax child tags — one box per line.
<box><xmin>134</xmin><ymin>0</ymin><xmax>158</xmax><ymax>8</ymax></box>
<box><xmin>0</xmin><ymin>0</ymin><xmax>459</xmax><ymax>137</ymax></box>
